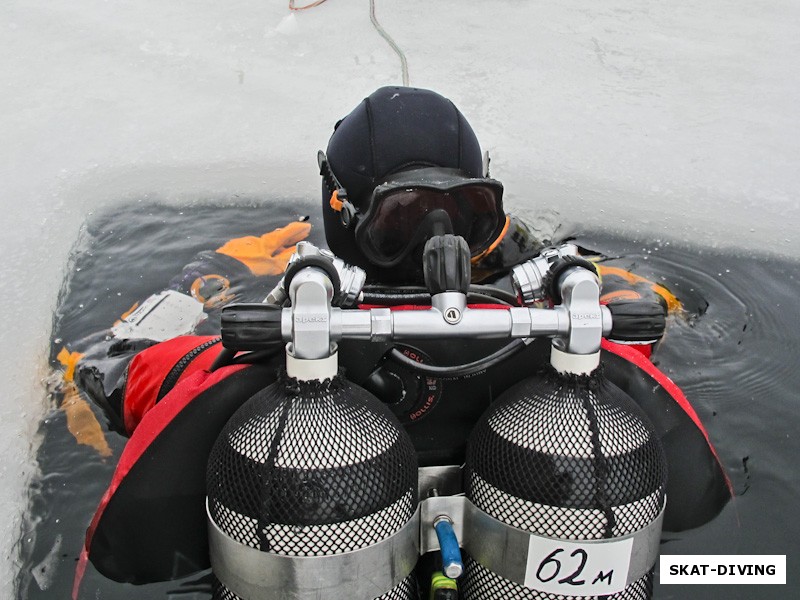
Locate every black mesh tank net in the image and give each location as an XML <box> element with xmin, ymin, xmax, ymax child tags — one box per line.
<box><xmin>462</xmin><ymin>365</ymin><xmax>667</xmax><ymax>600</ymax></box>
<box><xmin>207</xmin><ymin>370</ymin><xmax>419</xmax><ymax>600</ymax></box>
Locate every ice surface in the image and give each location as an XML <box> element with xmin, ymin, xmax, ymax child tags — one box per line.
<box><xmin>1</xmin><ymin>0</ymin><xmax>798</xmax><ymax>594</ymax></box>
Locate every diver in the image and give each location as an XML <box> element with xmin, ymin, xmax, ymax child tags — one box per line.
<box><xmin>67</xmin><ymin>86</ymin><xmax>730</xmax><ymax>597</ymax></box>
<box><xmin>314</xmin><ymin>84</ymin><xmax>730</xmax><ymax>518</ymax></box>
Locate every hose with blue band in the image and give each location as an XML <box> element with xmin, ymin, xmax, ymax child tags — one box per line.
<box><xmin>433</xmin><ymin>516</ymin><xmax>463</xmax><ymax>579</ymax></box>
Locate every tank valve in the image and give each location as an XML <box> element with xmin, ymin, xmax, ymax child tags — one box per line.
<box><xmin>511</xmin><ymin>243</ymin><xmax>579</xmax><ymax>305</ymax></box>
<box><xmin>264</xmin><ymin>241</ymin><xmax>366</xmax><ymax>308</ymax></box>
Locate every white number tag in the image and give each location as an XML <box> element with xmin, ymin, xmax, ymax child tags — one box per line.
<box><xmin>524</xmin><ymin>536</ymin><xmax>633</xmax><ymax>595</ymax></box>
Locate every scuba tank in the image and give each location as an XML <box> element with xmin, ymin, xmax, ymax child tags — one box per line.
<box><xmin>461</xmin><ymin>261</ymin><xmax>667</xmax><ymax>599</ymax></box>
<box><xmin>214</xmin><ymin>242</ymin><xmax>669</xmax><ymax>600</ymax></box>
<box><xmin>206</xmin><ymin>263</ymin><xmax>420</xmax><ymax>599</ymax></box>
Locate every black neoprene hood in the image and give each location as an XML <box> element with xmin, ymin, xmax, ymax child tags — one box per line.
<box><xmin>321</xmin><ymin>86</ymin><xmax>485</xmax><ymax>280</ymax></box>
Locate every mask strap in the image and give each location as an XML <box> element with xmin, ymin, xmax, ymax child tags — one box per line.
<box><xmin>318</xmin><ymin>151</ymin><xmax>358</xmax><ymax>227</ymax></box>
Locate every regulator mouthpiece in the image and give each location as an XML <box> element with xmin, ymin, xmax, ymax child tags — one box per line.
<box><xmin>423</xmin><ymin>234</ymin><xmax>471</xmax><ymax>296</ymax></box>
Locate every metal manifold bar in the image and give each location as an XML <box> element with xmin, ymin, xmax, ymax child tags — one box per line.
<box><xmin>321</xmin><ymin>305</ymin><xmax>570</xmax><ymax>340</ymax></box>
<box><xmin>279</xmin><ymin>266</ymin><xmax>611</xmax><ymax>359</ymax></box>
<box><xmin>221</xmin><ymin>241</ymin><xmax>631</xmax><ymax>361</ymax></box>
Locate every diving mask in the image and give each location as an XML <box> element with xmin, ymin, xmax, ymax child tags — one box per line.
<box><xmin>333</xmin><ymin>166</ymin><xmax>505</xmax><ymax>268</ymax></box>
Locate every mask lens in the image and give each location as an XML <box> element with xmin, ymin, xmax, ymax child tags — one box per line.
<box><xmin>363</xmin><ymin>184</ymin><xmax>501</xmax><ymax>262</ymax></box>
<box><xmin>450</xmin><ymin>186</ymin><xmax>500</xmax><ymax>248</ymax></box>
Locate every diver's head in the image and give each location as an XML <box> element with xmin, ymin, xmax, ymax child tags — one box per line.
<box><xmin>320</xmin><ymin>86</ymin><xmax>505</xmax><ymax>283</ymax></box>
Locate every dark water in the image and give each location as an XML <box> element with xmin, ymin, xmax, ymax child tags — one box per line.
<box><xmin>15</xmin><ymin>203</ymin><xmax>800</xmax><ymax>599</ymax></box>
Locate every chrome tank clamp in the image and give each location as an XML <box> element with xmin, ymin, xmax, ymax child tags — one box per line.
<box><xmin>208</xmin><ymin>500</ymin><xmax>420</xmax><ymax>600</ymax></box>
